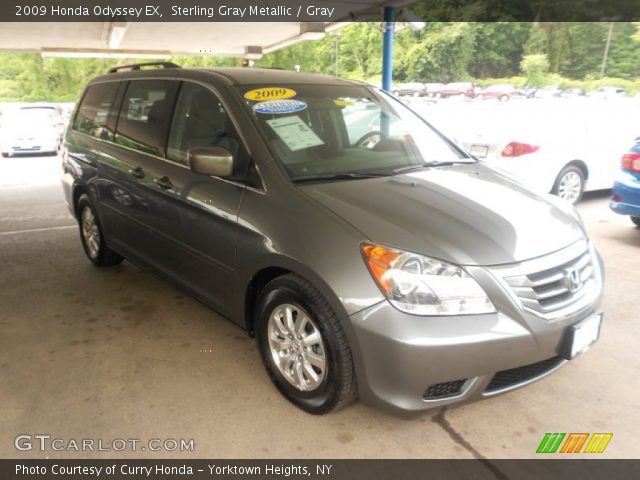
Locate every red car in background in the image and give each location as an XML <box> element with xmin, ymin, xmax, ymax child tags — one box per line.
<box><xmin>436</xmin><ymin>82</ymin><xmax>476</xmax><ymax>98</ymax></box>
<box><xmin>478</xmin><ymin>84</ymin><xmax>519</xmax><ymax>101</ymax></box>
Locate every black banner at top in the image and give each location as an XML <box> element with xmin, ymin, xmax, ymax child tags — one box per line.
<box><xmin>1</xmin><ymin>0</ymin><xmax>639</xmax><ymax>22</ymax></box>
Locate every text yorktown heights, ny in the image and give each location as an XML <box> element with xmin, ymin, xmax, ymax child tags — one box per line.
<box><xmin>15</xmin><ymin>463</ymin><xmax>334</xmax><ymax>477</ymax></box>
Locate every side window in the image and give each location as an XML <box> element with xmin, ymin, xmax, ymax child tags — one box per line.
<box><xmin>167</xmin><ymin>83</ymin><xmax>250</xmax><ymax>178</ymax></box>
<box><xmin>73</xmin><ymin>82</ymin><xmax>120</xmax><ymax>140</ymax></box>
<box><xmin>115</xmin><ymin>80</ymin><xmax>179</xmax><ymax>157</ymax></box>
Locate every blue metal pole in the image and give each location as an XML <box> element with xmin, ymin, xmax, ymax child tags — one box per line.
<box><xmin>381</xmin><ymin>6</ymin><xmax>394</xmax><ymax>92</ymax></box>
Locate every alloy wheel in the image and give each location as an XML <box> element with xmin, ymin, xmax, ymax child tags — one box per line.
<box><xmin>557</xmin><ymin>171</ymin><xmax>583</xmax><ymax>204</ymax></box>
<box><xmin>81</xmin><ymin>206</ymin><xmax>101</xmax><ymax>259</ymax></box>
<box><xmin>267</xmin><ymin>303</ymin><xmax>327</xmax><ymax>392</ymax></box>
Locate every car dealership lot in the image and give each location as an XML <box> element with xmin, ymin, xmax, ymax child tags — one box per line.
<box><xmin>1</xmin><ymin>155</ymin><xmax>639</xmax><ymax>459</ymax></box>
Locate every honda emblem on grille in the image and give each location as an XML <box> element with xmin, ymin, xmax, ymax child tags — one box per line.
<box><xmin>565</xmin><ymin>267</ymin><xmax>582</xmax><ymax>293</ymax></box>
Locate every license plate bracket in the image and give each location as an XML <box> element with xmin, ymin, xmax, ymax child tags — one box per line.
<box><xmin>561</xmin><ymin>312</ymin><xmax>602</xmax><ymax>360</ymax></box>
<box><xmin>470</xmin><ymin>144</ymin><xmax>488</xmax><ymax>158</ymax></box>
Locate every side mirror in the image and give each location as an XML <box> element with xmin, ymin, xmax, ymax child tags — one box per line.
<box><xmin>188</xmin><ymin>146</ymin><xmax>233</xmax><ymax>177</ymax></box>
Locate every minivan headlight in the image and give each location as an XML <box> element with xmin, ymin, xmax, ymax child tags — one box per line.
<box><xmin>361</xmin><ymin>243</ymin><xmax>496</xmax><ymax>316</ymax></box>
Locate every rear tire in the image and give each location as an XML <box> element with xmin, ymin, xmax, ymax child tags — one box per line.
<box><xmin>255</xmin><ymin>274</ymin><xmax>356</xmax><ymax>414</ymax></box>
<box><xmin>76</xmin><ymin>194</ymin><xmax>123</xmax><ymax>267</ymax></box>
<box><xmin>631</xmin><ymin>216</ymin><xmax>640</xmax><ymax>227</ymax></box>
<box><xmin>552</xmin><ymin>165</ymin><xmax>585</xmax><ymax>204</ymax></box>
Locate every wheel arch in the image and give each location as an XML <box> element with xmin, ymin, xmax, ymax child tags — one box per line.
<box><xmin>551</xmin><ymin>159</ymin><xmax>589</xmax><ymax>193</ymax></box>
<box><xmin>72</xmin><ymin>184</ymin><xmax>90</xmax><ymax>218</ymax></box>
<box><xmin>562</xmin><ymin>159</ymin><xmax>589</xmax><ymax>180</ymax></box>
<box><xmin>241</xmin><ymin>256</ymin><xmax>352</xmax><ymax>339</ymax></box>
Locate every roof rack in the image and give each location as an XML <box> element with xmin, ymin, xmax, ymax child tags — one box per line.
<box><xmin>108</xmin><ymin>62</ymin><xmax>181</xmax><ymax>74</ymax></box>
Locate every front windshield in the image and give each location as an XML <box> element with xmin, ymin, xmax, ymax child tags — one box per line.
<box><xmin>237</xmin><ymin>84</ymin><xmax>471</xmax><ymax>181</ymax></box>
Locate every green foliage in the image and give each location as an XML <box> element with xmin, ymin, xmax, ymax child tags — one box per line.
<box><xmin>601</xmin><ymin>23</ymin><xmax>640</xmax><ymax>79</ymax></box>
<box><xmin>0</xmin><ymin>55</ymin><xmax>128</xmax><ymax>102</ymax></box>
<box><xmin>520</xmin><ymin>54</ymin><xmax>550</xmax><ymax>86</ymax></box>
<box><xmin>169</xmin><ymin>56</ymin><xmax>238</xmax><ymax>68</ymax></box>
<box><xmin>397</xmin><ymin>23</ymin><xmax>477</xmax><ymax>82</ymax></box>
<box><xmin>468</xmin><ymin>23</ymin><xmax>530</xmax><ymax>77</ymax></box>
<box><xmin>0</xmin><ymin>22</ymin><xmax>639</xmax><ymax>102</ymax></box>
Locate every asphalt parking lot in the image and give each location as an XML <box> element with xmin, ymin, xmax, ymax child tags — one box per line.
<box><xmin>1</xmin><ymin>155</ymin><xmax>639</xmax><ymax>459</ymax></box>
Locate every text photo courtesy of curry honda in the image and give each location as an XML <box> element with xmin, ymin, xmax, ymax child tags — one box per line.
<box><xmin>1</xmin><ymin>0</ymin><xmax>640</xmax><ymax>476</ymax></box>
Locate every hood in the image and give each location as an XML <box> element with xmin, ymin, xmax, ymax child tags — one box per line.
<box><xmin>301</xmin><ymin>163</ymin><xmax>584</xmax><ymax>266</ymax></box>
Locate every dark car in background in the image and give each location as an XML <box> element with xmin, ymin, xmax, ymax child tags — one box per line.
<box><xmin>392</xmin><ymin>82</ymin><xmax>427</xmax><ymax>97</ymax></box>
<box><xmin>423</xmin><ymin>82</ymin><xmax>445</xmax><ymax>97</ymax></box>
<box><xmin>611</xmin><ymin>138</ymin><xmax>640</xmax><ymax>227</ymax></box>
<box><xmin>62</xmin><ymin>63</ymin><xmax>604</xmax><ymax>415</ymax></box>
<box><xmin>532</xmin><ymin>86</ymin><xmax>563</xmax><ymax>99</ymax></box>
<box><xmin>560</xmin><ymin>88</ymin><xmax>586</xmax><ymax>98</ymax></box>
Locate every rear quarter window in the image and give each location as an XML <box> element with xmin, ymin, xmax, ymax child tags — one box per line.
<box><xmin>73</xmin><ymin>82</ymin><xmax>120</xmax><ymax>141</ymax></box>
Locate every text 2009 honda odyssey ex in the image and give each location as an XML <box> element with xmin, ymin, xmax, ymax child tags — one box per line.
<box><xmin>62</xmin><ymin>63</ymin><xmax>604</xmax><ymax>414</ymax></box>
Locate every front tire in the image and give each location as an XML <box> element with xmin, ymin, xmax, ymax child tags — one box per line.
<box><xmin>255</xmin><ymin>274</ymin><xmax>356</xmax><ymax>414</ymax></box>
<box><xmin>76</xmin><ymin>194</ymin><xmax>123</xmax><ymax>267</ymax></box>
<box><xmin>631</xmin><ymin>216</ymin><xmax>640</xmax><ymax>227</ymax></box>
<box><xmin>552</xmin><ymin>165</ymin><xmax>585</xmax><ymax>204</ymax></box>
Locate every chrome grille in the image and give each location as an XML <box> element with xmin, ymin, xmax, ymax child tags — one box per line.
<box><xmin>492</xmin><ymin>241</ymin><xmax>601</xmax><ymax>320</ymax></box>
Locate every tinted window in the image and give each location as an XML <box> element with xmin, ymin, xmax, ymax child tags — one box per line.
<box><xmin>115</xmin><ymin>80</ymin><xmax>179</xmax><ymax>156</ymax></box>
<box><xmin>73</xmin><ymin>82</ymin><xmax>120</xmax><ymax>140</ymax></box>
<box><xmin>167</xmin><ymin>83</ymin><xmax>249</xmax><ymax>177</ymax></box>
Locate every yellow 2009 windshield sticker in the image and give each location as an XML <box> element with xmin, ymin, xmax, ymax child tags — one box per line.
<box><xmin>244</xmin><ymin>87</ymin><xmax>297</xmax><ymax>101</ymax></box>
<box><xmin>334</xmin><ymin>98</ymin><xmax>354</xmax><ymax>107</ymax></box>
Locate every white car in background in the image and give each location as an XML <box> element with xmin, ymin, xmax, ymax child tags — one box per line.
<box><xmin>459</xmin><ymin>112</ymin><xmax>627</xmax><ymax>203</ymax></box>
<box><xmin>20</xmin><ymin>104</ymin><xmax>66</xmax><ymax>143</ymax></box>
<box><xmin>1</xmin><ymin>106</ymin><xmax>61</xmax><ymax>157</ymax></box>
<box><xmin>409</xmin><ymin>98</ymin><xmax>636</xmax><ymax>204</ymax></box>
<box><xmin>588</xmin><ymin>87</ymin><xmax>626</xmax><ymax>100</ymax></box>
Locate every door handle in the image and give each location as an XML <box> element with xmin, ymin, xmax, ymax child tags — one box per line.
<box><xmin>129</xmin><ymin>166</ymin><xmax>145</xmax><ymax>179</ymax></box>
<box><xmin>154</xmin><ymin>176</ymin><xmax>173</xmax><ymax>190</ymax></box>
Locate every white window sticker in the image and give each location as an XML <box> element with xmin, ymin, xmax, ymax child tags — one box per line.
<box><xmin>266</xmin><ymin>115</ymin><xmax>325</xmax><ymax>152</ymax></box>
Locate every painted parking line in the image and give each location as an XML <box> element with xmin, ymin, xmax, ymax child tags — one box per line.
<box><xmin>0</xmin><ymin>225</ymin><xmax>76</xmax><ymax>236</ymax></box>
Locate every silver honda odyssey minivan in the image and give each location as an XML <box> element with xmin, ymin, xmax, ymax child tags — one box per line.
<box><xmin>62</xmin><ymin>63</ymin><xmax>604</xmax><ymax>414</ymax></box>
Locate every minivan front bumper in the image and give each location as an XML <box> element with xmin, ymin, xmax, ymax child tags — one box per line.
<box><xmin>348</xmin><ymin>241</ymin><xmax>604</xmax><ymax>413</ymax></box>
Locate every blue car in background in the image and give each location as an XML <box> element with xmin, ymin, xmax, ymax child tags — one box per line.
<box><xmin>611</xmin><ymin>138</ymin><xmax>640</xmax><ymax>227</ymax></box>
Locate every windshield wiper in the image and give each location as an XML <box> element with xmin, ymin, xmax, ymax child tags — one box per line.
<box><xmin>392</xmin><ymin>160</ymin><xmax>469</xmax><ymax>173</ymax></box>
<box><xmin>291</xmin><ymin>172</ymin><xmax>391</xmax><ymax>183</ymax></box>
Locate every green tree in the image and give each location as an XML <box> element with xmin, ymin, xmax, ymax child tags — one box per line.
<box><xmin>398</xmin><ymin>23</ymin><xmax>477</xmax><ymax>82</ymax></box>
<box><xmin>602</xmin><ymin>22</ymin><xmax>640</xmax><ymax>79</ymax></box>
<box><xmin>468</xmin><ymin>22</ymin><xmax>531</xmax><ymax>77</ymax></box>
<box><xmin>520</xmin><ymin>53</ymin><xmax>549</xmax><ymax>85</ymax></box>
